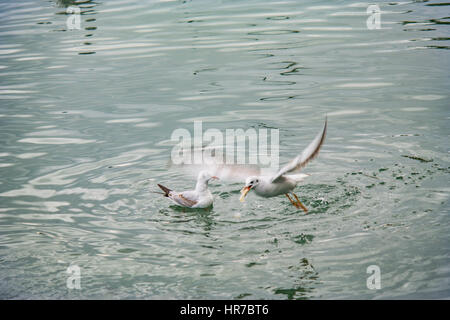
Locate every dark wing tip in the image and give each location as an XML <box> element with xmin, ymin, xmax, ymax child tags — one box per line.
<box><xmin>157</xmin><ymin>184</ymin><xmax>171</xmax><ymax>197</ymax></box>
<box><xmin>311</xmin><ymin>116</ymin><xmax>327</xmax><ymax>159</ymax></box>
<box><xmin>298</xmin><ymin>116</ymin><xmax>327</xmax><ymax>169</ymax></box>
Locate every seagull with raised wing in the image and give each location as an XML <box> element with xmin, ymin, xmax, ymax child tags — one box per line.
<box><xmin>156</xmin><ymin>170</ymin><xmax>218</xmax><ymax>208</ymax></box>
<box><xmin>169</xmin><ymin>118</ymin><xmax>327</xmax><ymax>212</ymax></box>
<box><xmin>239</xmin><ymin>118</ymin><xmax>327</xmax><ymax>212</ymax></box>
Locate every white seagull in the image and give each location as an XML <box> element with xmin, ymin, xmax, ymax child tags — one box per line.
<box><xmin>239</xmin><ymin>118</ymin><xmax>327</xmax><ymax>212</ymax></box>
<box><xmin>169</xmin><ymin>118</ymin><xmax>327</xmax><ymax>213</ymax></box>
<box><xmin>156</xmin><ymin>170</ymin><xmax>218</xmax><ymax>208</ymax></box>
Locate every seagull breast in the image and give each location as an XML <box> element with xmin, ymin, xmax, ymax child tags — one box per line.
<box><xmin>253</xmin><ymin>176</ymin><xmax>296</xmax><ymax>198</ymax></box>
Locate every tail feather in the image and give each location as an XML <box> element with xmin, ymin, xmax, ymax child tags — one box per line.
<box><xmin>157</xmin><ymin>184</ymin><xmax>172</xmax><ymax>197</ymax></box>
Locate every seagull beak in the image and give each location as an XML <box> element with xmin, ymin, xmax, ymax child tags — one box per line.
<box><xmin>211</xmin><ymin>176</ymin><xmax>219</xmax><ymax>180</ymax></box>
<box><xmin>239</xmin><ymin>186</ymin><xmax>252</xmax><ymax>202</ymax></box>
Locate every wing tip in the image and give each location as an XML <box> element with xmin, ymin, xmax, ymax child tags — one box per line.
<box><xmin>157</xmin><ymin>184</ymin><xmax>171</xmax><ymax>197</ymax></box>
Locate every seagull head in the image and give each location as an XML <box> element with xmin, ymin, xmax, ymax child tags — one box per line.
<box><xmin>239</xmin><ymin>176</ymin><xmax>260</xmax><ymax>202</ymax></box>
<box><xmin>198</xmin><ymin>170</ymin><xmax>219</xmax><ymax>183</ymax></box>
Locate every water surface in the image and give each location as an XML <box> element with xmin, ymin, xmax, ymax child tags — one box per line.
<box><xmin>0</xmin><ymin>0</ymin><xmax>449</xmax><ymax>299</ymax></box>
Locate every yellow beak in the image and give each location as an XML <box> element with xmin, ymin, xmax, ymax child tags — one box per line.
<box><xmin>239</xmin><ymin>186</ymin><xmax>251</xmax><ymax>202</ymax></box>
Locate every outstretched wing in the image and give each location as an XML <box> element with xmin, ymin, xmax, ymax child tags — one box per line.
<box><xmin>271</xmin><ymin>117</ymin><xmax>327</xmax><ymax>183</ymax></box>
<box><xmin>170</xmin><ymin>162</ymin><xmax>262</xmax><ymax>184</ymax></box>
<box><xmin>205</xmin><ymin>163</ymin><xmax>261</xmax><ymax>183</ymax></box>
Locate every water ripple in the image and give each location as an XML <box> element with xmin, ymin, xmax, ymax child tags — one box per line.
<box><xmin>0</xmin><ymin>0</ymin><xmax>448</xmax><ymax>300</ymax></box>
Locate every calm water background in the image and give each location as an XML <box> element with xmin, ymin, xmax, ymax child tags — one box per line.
<box><xmin>0</xmin><ymin>0</ymin><xmax>449</xmax><ymax>299</ymax></box>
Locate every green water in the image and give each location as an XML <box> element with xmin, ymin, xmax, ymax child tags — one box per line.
<box><xmin>0</xmin><ymin>0</ymin><xmax>449</xmax><ymax>299</ymax></box>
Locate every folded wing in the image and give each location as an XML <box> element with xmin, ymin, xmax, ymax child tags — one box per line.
<box><xmin>170</xmin><ymin>191</ymin><xmax>198</xmax><ymax>207</ymax></box>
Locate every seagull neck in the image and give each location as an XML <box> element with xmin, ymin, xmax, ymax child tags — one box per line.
<box><xmin>195</xmin><ymin>179</ymin><xmax>208</xmax><ymax>193</ymax></box>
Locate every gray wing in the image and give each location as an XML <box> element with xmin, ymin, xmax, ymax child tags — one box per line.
<box><xmin>171</xmin><ymin>163</ymin><xmax>262</xmax><ymax>184</ymax></box>
<box><xmin>271</xmin><ymin>118</ymin><xmax>327</xmax><ymax>183</ymax></box>
<box><xmin>169</xmin><ymin>191</ymin><xmax>198</xmax><ymax>207</ymax></box>
<box><xmin>167</xmin><ymin>137</ymin><xmax>262</xmax><ymax>183</ymax></box>
<box><xmin>208</xmin><ymin>164</ymin><xmax>261</xmax><ymax>183</ymax></box>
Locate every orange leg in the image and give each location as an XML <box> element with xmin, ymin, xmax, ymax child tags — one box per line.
<box><xmin>292</xmin><ymin>193</ymin><xmax>308</xmax><ymax>213</ymax></box>
<box><xmin>285</xmin><ymin>193</ymin><xmax>298</xmax><ymax>208</ymax></box>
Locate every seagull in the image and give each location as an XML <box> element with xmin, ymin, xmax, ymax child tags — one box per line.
<box><xmin>156</xmin><ymin>170</ymin><xmax>218</xmax><ymax>208</ymax></box>
<box><xmin>239</xmin><ymin>118</ymin><xmax>327</xmax><ymax>212</ymax></box>
<box><xmin>169</xmin><ymin>118</ymin><xmax>327</xmax><ymax>212</ymax></box>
